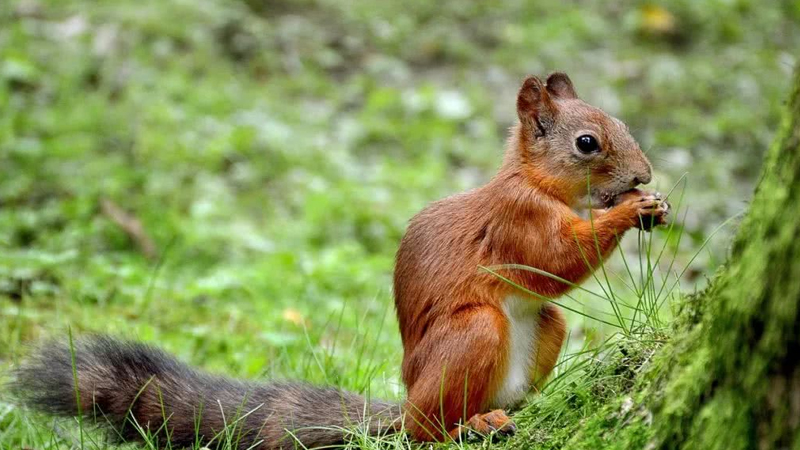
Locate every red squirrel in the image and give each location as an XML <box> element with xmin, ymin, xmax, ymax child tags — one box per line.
<box><xmin>395</xmin><ymin>72</ymin><xmax>666</xmax><ymax>440</ymax></box>
<box><xmin>12</xmin><ymin>73</ymin><xmax>668</xmax><ymax>449</ymax></box>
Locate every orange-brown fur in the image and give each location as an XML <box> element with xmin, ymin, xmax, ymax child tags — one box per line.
<box><xmin>394</xmin><ymin>73</ymin><xmax>666</xmax><ymax>440</ymax></box>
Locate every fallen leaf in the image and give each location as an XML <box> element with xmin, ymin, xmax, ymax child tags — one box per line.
<box><xmin>282</xmin><ymin>308</ymin><xmax>306</xmax><ymax>326</ymax></box>
<box><xmin>640</xmin><ymin>4</ymin><xmax>676</xmax><ymax>35</ymax></box>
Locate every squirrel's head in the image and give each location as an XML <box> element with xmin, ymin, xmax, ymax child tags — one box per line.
<box><xmin>512</xmin><ymin>72</ymin><xmax>652</xmax><ymax>208</ymax></box>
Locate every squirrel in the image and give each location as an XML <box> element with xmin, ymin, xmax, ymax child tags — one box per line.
<box><xmin>11</xmin><ymin>73</ymin><xmax>668</xmax><ymax>449</ymax></box>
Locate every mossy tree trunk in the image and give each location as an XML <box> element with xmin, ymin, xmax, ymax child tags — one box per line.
<box><xmin>647</xmin><ymin>69</ymin><xmax>800</xmax><ymax>449</ymax></box>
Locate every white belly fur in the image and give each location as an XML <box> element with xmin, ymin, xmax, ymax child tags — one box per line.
<box><xmin>491</xmin><ymin>294</ymin><xmax>543</xmax><ymax>408</ymax></box>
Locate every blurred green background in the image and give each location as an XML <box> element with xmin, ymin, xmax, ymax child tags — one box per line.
<box><xmin>0</xmin><ymin>0</ymin><xmax>798</xmax><ymax>447</ymax></box>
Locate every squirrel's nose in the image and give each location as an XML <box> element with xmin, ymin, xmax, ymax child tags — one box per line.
<box><xmin>633</xmin><ymin>168</ymin><xmax>652</xmax><ymax>186</ymax></box>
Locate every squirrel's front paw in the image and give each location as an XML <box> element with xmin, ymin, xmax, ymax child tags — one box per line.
<box><xmin>614</xmin><ymin>189</ymin><xmax>670</xmax><ymax>231</ymax></box>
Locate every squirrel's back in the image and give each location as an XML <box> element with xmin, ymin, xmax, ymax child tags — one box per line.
<box><xmin>393</xmin><ymin>188</ymin><xmax>495</xmax><ymax>343</ymax></box>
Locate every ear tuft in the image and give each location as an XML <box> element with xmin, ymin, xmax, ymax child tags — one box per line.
<box><xmin>517</xmin><ymin>76</ymin><xmax>556</xmax><ymax>135</ymax></box>
<box><xmin>517</xmin><ymin>76</ymin><xmax>545</xmax><ymax>116</ymax></box>
<box><xmin>545</xmin><ymin>72</ymin><xmax>578</xmax><ymax>99</ymax></box>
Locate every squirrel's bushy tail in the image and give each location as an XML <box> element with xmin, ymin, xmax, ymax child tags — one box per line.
<box><xmin>11</xmin><ymin>336</ymin><xmax>401</xmax><ymax>450</ymax></box>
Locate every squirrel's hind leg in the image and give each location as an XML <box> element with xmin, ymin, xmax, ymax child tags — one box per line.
<box><xmin>401</xmin><ymin>306</ymin><xmax>511</xmax><ymax>442</ymax></box>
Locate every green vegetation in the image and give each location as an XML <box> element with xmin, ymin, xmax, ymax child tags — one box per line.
<box><xmin>1</xmin><ymin>0</ymin><xmax>797</xmax><ymax>449</ymax></box>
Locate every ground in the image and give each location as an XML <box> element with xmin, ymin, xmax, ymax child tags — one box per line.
<box><xmin>0</xmin><ymin>1</ymin><xmax>798</xmax><ymax>449</ymax></box>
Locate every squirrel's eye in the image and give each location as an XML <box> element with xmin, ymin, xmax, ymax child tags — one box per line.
<box><xmin>576</xmin><ymin>135</ymin><xmax>600</xmax><ymax>154</ymax></box>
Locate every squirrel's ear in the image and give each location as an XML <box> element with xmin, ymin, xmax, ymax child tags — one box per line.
<box><xmin>545</xmin><ymin>72</ymin><xmax>578</xmax><ymax>100</ymax></box>
<box><xmin>517</xmin><ymin>76</ymin><xmax>557</xmax><ymax>136</ymax></box>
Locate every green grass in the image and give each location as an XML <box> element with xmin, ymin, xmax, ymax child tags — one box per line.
<box><xmin>0</xmin><ymin>0</ymin><xmax>796</xmax><ymax>448</ymax></box>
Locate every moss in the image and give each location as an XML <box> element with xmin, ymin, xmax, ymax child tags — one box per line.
<box><xmin>562</xmin><ymin>396</ymin><xmax>651</xmax><ymax>450</ymax></box>
<box><xmin>686</xmin><ymin>392</ymin><xmax>754</xmax><ymax>450</ymax></box>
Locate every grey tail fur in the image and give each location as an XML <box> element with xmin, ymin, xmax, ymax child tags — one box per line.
<box><xmin>11</xmin><ymin>336</ymin><xmax>401</xmax><ymax>450</ymax></box>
